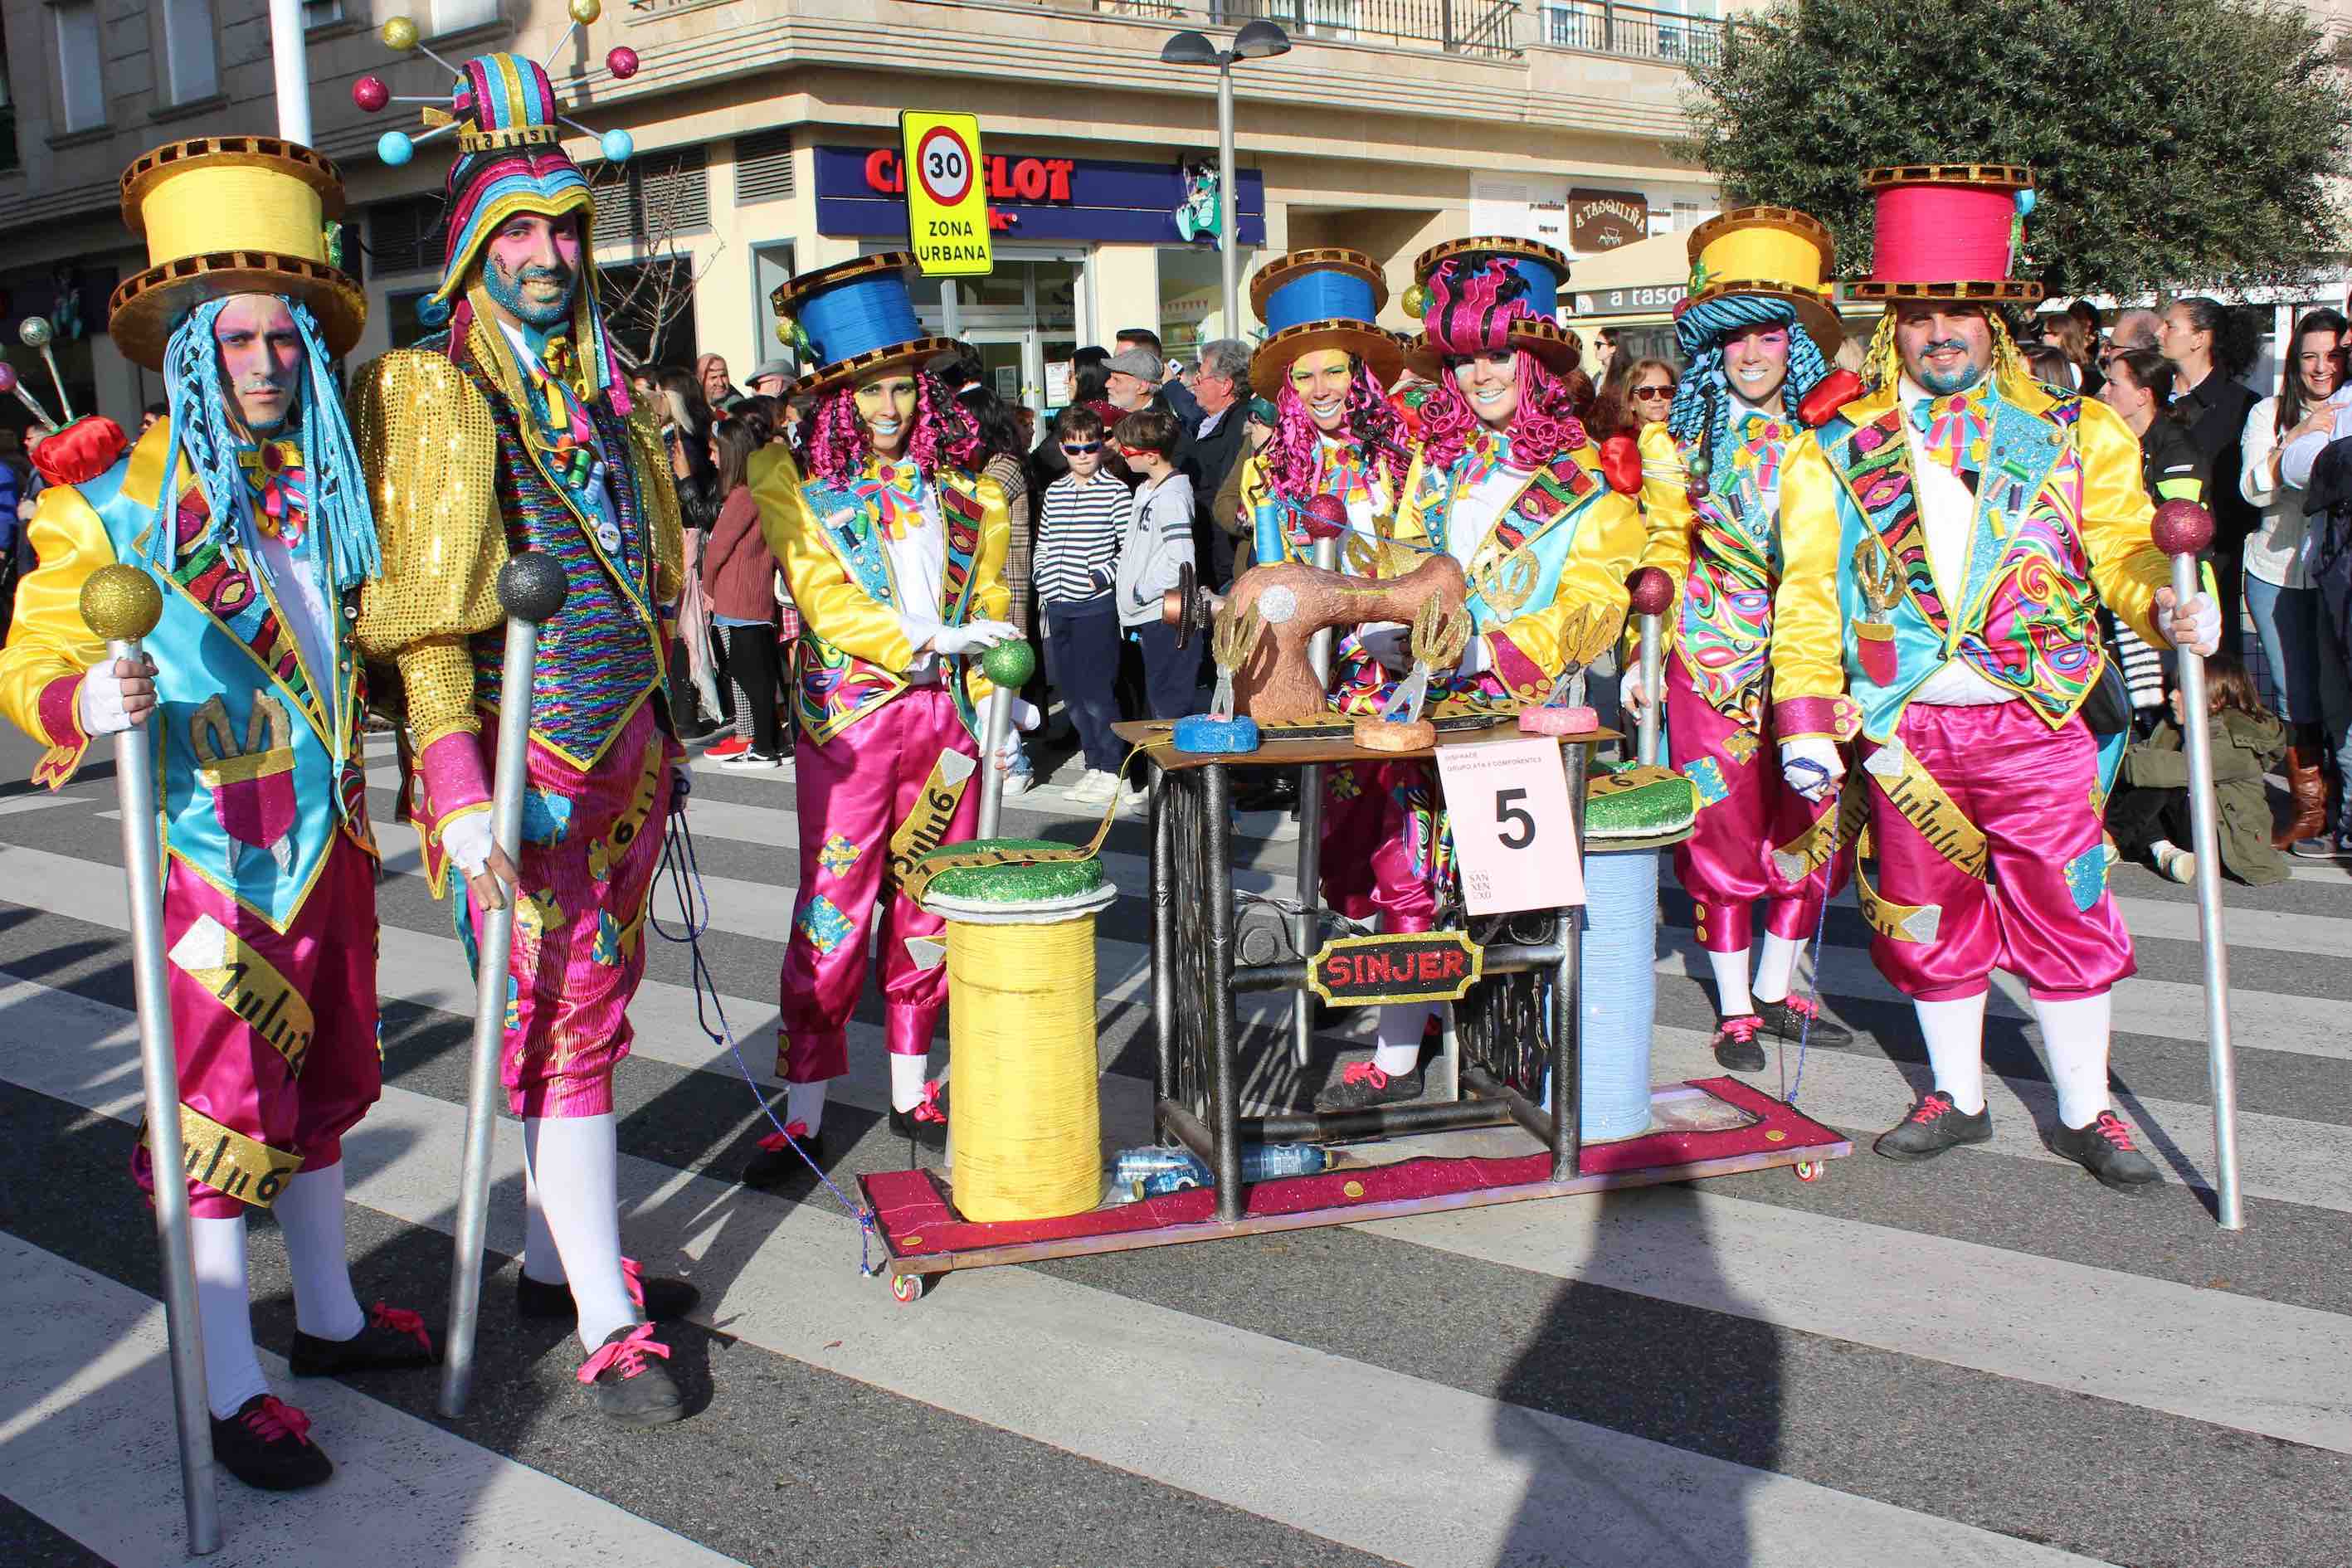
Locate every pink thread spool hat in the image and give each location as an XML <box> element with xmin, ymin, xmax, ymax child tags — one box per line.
<box><xmin>1848</xmin><ymin>163</ymin><xmax>2042</xmax><ymax>304</ymax></box>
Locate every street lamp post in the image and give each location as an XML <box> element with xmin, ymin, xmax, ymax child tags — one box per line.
<box><xmin>1162</xmin><ymin>21</ymin><xmax>1289</xmax><ymax>339</ymax></box>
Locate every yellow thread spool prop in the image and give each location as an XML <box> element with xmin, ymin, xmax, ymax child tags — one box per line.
<box><xmin>919</xmin><ymin>842</ymin><xmax>1117</xmax><ymax>1223</ymax></box>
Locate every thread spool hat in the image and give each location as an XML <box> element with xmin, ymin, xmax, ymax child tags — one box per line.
<box><xmin>1245</xmin><ymin>247</ymin><xmax>1405</xmax><ymax>397</ymax></box>
<box><xmin>108</xmin><ymin>137</ymin><xmax>364</xmax><ymax>371</ymax></box>
<box><xmin>1401</xmin><ymin>236</ymin><xmax>1581</xmax><ymax>380</ymax></box>
<box><xmin>1682</xmin><ymin>207</ymin><xmax>1843</xmax><ymax>353</ymax></box>
<box><xmin>771</xmin><ymin>252</ymin><xmax>961</xmax><ymax>398</ymax></box>
<box><xmin>1849</xmin><ymin>163</ymin><xmax>2041</xmax><ymax>304</ymax></box>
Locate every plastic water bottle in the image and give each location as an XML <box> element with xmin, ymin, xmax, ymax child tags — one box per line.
<box><xmin>1124</xmin><ymin>1143</ymin><xmax>1336</xmax><ymax>1197</ymax></box>
<box><xmin>1110</xmin><ymin>1147</ymin><xmax>1211</xmax><ymax>1187</ymax></box>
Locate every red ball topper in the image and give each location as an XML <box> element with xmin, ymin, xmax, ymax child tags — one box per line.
<box><xmin>2150</xmin><ymin>499</ymin><xmax>2214</xmax><ymax>558</ymax></box>
<box><xmin>1301</xmin><ymin>493</ymin><xmax>1350</xmax><ymax>542</ymax></box>
<box><xmin>1626</xmin><ymin>566</ymin><xmax>1675</xmax><ymax>619</ymax></box>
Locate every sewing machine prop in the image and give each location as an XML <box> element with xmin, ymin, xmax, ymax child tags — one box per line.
<box><xmin>859</xmin><ymin>566</ymin><xmax>1850</xmax><ymax>1304</ymax></box>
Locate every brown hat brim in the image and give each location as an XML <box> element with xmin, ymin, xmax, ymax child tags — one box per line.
<box><xmin>1402</xmin><ymin>319</ymin><xmax>1585</xmax><ymax>382</ymax></box>
<box><xmin>109</xmin><ymin>251</ymin><xmax>364</xmax><ymax>371</ymax></box>
<box><xmin>1248</xmin><ymin>321</ymin><xmax>1406</xmax><ymax>398</ymax></box>
<box><xmin>791</xmin><ymin>336</ymin><xmax>967</xmax><ymax>400</ymax></box>
<box><xmin>1847</xmin><ymin>279</ymin><xmax>2044</xmax><ymax>305</ymax></box>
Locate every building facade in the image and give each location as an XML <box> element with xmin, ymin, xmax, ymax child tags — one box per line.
<box><xmin>0</xmin><ymin>0</ymin><xmax>1736</xmax><ymax>422</ymax></box>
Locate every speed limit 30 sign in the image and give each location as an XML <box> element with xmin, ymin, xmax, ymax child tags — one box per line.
<box><xmin>898</xmin><ymin>110</ymin><xmax>993</xmax><ymax>277</ymax></box>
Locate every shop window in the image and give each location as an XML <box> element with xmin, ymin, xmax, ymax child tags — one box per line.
<box><xmin>160</xmin><ymin>0</ymin><xmax>221</xmax><ymax>107</ymax></box>
<box><xmin>752</xmin><ymin>240</ymin><xmax>796</xmax><ymax>371</ymax></box>
<box><xmin>1158</xmin><ymin>246</ymin><xmax>1225</xmax><ymax>355</ymax></box>
<box><xmin>51</xmin><ymin>0</ymin><xmax>105</xmax><ymax>134</ymax></box>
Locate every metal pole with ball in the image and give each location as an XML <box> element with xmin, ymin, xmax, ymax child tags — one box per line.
<box><xmin>975</xmin><ymin>638</ymin><xmax>1036</xmax><ymax>840</ymax></box>
<box><xmin>441</xmin><ymin>553</ymin><xmax>569</xmax><ymax>1415</ymax></box>
<box><xmin>1626</xmin><ymin>565</ymin><xmax>1672</xmax><ymax>767</ymax></box>
<box><xmin>81</xmin><ymin>564</ymin><xmax>222</xmax><ymax>1556</ymax></box>
<box><xmin>2150</xmin><ymin>500</ymin><xmax>2242</xmax><ymax>1230</ymax></box>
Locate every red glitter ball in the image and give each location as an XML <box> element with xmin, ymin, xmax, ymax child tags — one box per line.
<box><xmin>606</xmin><ymin>46</ymin><xmax>640</xmax><ymax>80</ymax></box>
<box><xmin>352</xmin><ymin>75</ymin><xmax>390</xmax><ymax>113</ymax></box>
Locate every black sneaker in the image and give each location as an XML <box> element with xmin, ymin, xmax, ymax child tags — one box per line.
<box><xmin>211</xmin><ymin>1394</ymin><xmax>334</xmax><ymax>1491</ymax></box>
<box><xmin>1313</xmin><ymin>1059</ymin><xmax>1424</xmax><ymax>1113</ymax></box>
<box><xmin>518</xmin><ymin>1259</ymin><xmax>700</xmax><ymax>1324</ymax></box>
<box><xmin>1757</xmin><ymin>995</ymin><xmax>1852</xmax><ymax>1049</ymax></box>
<box><xmin>577</xmin><ymin>1323</ymin><xmax>688</xmax><ymax>1429</ymax></box>
<box><xmin>1710</xmin><ymin>1014</ymin><xmax>1767</xmax><ymax>1072</ymax></box>
<box><xmin>1873</xmin><ymin>1091</ymin><xmax>1994</xmax><ymax>1161</ymax></box>
<box><xmin>288</xmin><ymin>1301</ymin><xmax>437</xmax><ymax>1376</ymax></box>
<box><xmin>741</xmin><ymin>1121</ymin><xmax>827</xmax><ymax>1190</ymax></box>
<box><xmin>2049</xmin><ymin>1110</ymin><xmax>2162</xmax><ymax>1191</ymax></box>
<box><xmin>889</xmin><ymin>1082</ymin><xmax>951</xmax><ymax>1150</ymax></box>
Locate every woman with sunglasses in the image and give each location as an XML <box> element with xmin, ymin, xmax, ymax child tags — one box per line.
<box><xmin>1589</xmin><ymin>357</ymin><xmax>1680</xmax><ymax>444</ymax></box>
<box><xmin>1312</xmin><ymin>238</ymin><xmax>1643</xmax><ymax>1113</ymax></box>
<box><xmin>1626</xmin><ymin>209</ymin><xmax>1858</xmax><ymax>1073</ymax></box>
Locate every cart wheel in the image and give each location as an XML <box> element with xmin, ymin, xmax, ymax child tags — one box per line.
<box><xmin>1794</xmin><ymin>1161</ymin><xmax>1823</xmax><ymax>1183</ymax></box>
<box><xmin>890</xmin><ymin>1272</ymin><xmax>927</xmax><ymax>1304</ymax></box>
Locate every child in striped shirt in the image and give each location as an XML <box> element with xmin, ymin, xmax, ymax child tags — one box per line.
<box><xmin>1035</xmin><ymin>405</ymin><xmax>1133</xmax><ymax>804</ymax></box>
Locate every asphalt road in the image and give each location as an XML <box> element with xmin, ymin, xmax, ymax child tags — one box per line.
<box><xmin>1</xmin><ymin>720</ymin><xmax>2345</xmax><ymax>1568</ymax></box>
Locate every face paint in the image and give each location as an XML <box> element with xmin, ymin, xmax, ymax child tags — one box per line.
<box><xmin>855</xmin><ymin>375</ymin><xmax>919</xmax><ymax>458</ymax></box>
<box><xmin>1449</xmin><ymin>348</ymin><xmax>1520</xmax><ymax>430</ymax></box>
<box><xmin>1723</xmin><ymin>324</ymin><xmax>1791</xmax><ymax>406</ymax></box>
<box><xmin>213</xmin><ymin>294</ymin><xmax>304</xmax><ymax>437</ymax></box>
<box><xmin>483</xmin><ymin>213</ymin><xmax>582</xmax><ymax>331</ymax></box>
<box><xmin>1894</xmin><ymin>305</ymin><xmax>1993</xmax><ymax>397</ymax></box>
<box><xmin>1287</xmin><ymin>349</ymin><xmax>1355</xmax><ymax>435</ymax></box>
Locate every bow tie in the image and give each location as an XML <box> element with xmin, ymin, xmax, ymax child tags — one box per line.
<box><xmin>863</xmin><ymin>462</ymin><xmax>928</xmax><ymax>540</ymax></box>
<box><xmin>1738</xmin><ymin>411</ymin><xmax>1791</xmax><ymax>446</ymax></box>
<box><xmin>1907</xmin><ymin>387</ymin><xmax>1989</xmax><ymax>478</ymax></box>
<box><xmin>238</xmin><ymin>439</ymin><xmax>307</xmax><ymax>546</ymax></box>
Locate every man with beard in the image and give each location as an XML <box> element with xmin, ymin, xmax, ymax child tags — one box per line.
<box><xmin>351</xmin><ymin>51</ymin><xmax>695</xmax><ymax>1424</ymax></box>
<box><xmin>2</xmin><ymin>136</ymin><xmax>434</xmax><ymax>1490</ymax></box>
<box><xmin>1771</xmin><ymin>166</ymin><xmax>2216</xmax><ymax>1191</ymax></box>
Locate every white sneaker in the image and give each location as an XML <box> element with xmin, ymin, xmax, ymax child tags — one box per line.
<box><xmin>1065</xmin><ymin>768</ymin><xmax>1118</xmax><ymax>805</ymax></box>
<box><xmin>1117</xmin><ymin>779</ymin><xmax>1149</xmax><ymax>813</ymax></box>
<box><xmin>1001</xmin><ymin>765</ymin><xmax>1035</xmax><ymax>797</ymax></box>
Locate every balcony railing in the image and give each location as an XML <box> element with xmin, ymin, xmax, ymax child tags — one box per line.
<box><xmin>1541</xmin><ymin>2</ymin><xmax>1725</xmax><ymax>66</ymax></box>
<box><xmin>1091</xmin><ymin>1</ymin><xmax>1522</xmax><ymax>60</ymax></box>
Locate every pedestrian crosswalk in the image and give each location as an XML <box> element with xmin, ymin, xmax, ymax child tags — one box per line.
<box><xmin>0</xmin><ymin>741</ymin><xmax>2346</xmax><ymax>1568</ymax></box>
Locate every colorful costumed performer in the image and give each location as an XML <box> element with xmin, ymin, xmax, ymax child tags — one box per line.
<box><xmin>1771</xmin><ymin>164</ymin><xmax>2218</xmax><ymax>1189</ymax></box>
<box><xmin>0</xmin><ymin>136</ymin><xmax>435</xmax><ymax>1489</ymax></box>
<box><xmin>349</xmin><ymin>38</ymin><xmax>697</xmax><ymax>1424</ymax></box>
<box><xmin>1629</xmin><ymin>208</ymin><xmax>1859</xmax><ymax>1070</ymax></box>
<box><xmin>1316</xmin><ymin>237</ymin><xmax>1643</xmax><ymax>1111</ymax></box>
<box><xmin>743</xmin><ymin>254</ymin><xmax>1016</xmax><ymax>1181</ymax></box>
<box><xmin>1236</xmin><ymin>247</ymin><xmax>1412</xmax><ymax>572</ymax></box>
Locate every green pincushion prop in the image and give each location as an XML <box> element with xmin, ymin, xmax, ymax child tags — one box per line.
<box><xmin>917</xmin><ymin>839</ymin><xmax>1107</xmax><ymax>903</ymax></box>
<box><xmin>1583</xmin><ymin>763</ymin><xmax>1698</xmax><ymax>850</ymax></box>
<box><xmin>981</xmin><ymin>640</ymin><xmax>1036</xmax><ymax>691</ymax></box>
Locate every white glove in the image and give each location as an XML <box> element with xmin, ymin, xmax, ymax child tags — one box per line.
<box><xmin>992</xmin><ymin>727</ymin><xmax>1025</xmax><ymax>771</ymax></box>
<box><xmin>441</xmin><ymin>811</ymin><xmax>495</xmax><ymax>878</ymax></box>
<box><xmin>1010</xmin><ymin>697</ymin><xmax>1042</xmax><ymax>733</ymax></box>
<box><xmin>2154</xmin><ymin>586</ymin><xmax>2222</xmax><ymax>658</ymax></box>
<box><xmin>1779</xmin><ymin>738</ymin><xmax>1845</xmax><ymax>803</ymax></box>
<box><xmin>77</xmin><ymin>655</ymin><xmax>156</xmax><ymax>736</ymax></box>
<box><xmin>1619</xmin><ymin>668</ymin><xmax>1651</xmax><ymax>722</ymax></box>
<box><xmin>1355</xmin><ymin>623</ymin><xmax>1413</xmax><ymax>674</ymax></box>
<box><xmin>928</xmin><ymin>620</ymin><xmax>1019</xmax><ymax>657</ymax></box>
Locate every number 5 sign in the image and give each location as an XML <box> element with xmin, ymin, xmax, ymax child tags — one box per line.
<box><xmin>1434</xmin><ymin>737</ymin><xmax>1585</xmax><ymax>915</ymax></box>
<box><xmin>898</xmin><ymin>110</ymin><xmax>994</xmax><ymax>277</ymax></box>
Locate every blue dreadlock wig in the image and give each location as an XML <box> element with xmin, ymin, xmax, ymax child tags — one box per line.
<box><xmin>1664</xmin><ymin>294</ymin><xmax>1833</xmax><ymax>489</ymax></box>
<box><xmin>148</xmin><ymin>296</ymin><xmax>382</xmax><ymax>594</ymax></box>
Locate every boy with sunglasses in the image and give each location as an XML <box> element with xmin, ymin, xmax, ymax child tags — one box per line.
<box><xmin>1035</xmin><ymin>404</ymin><xmax>1133</xmax><ymax>802</ymax></box>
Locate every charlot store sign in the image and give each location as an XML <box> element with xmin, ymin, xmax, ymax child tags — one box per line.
<box><xmin>816</xmin><ymin>146</ymin><xmax>1267</xmax><ymax>246</ymax></box>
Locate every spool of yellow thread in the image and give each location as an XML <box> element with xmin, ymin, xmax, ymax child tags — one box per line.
<box><xmin>919</xmin><ymin>840</ymin><xmax>1116</xmax><ymax>1223</ymax></box>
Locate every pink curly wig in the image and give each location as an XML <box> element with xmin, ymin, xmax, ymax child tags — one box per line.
<box><xmin>804</xmin><ymin>369</ymin><xmax>984</xmax><ymax>486</ymax></box>
<box><xmin>1416</xmin><ymin>348</ymin><xmax>1590</xmax><ymax>474</ymax></box>
<box><xmin>1264</xmin><ymin>355</ymin><xmax>1413</xmax><ymax>501</ymax></box>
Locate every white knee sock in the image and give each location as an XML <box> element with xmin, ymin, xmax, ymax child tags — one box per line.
<box><xmin>521</xmin><ymin>1157</ymin><xmax>565</xmax><ymax>1287</ymax></box>
<box><xmin>1915</xmin><ymin>994</ymin><xmax>1989</xmax><ymax>1115</ymax></box>
<box><xmin>1374</xmin><ymin>1003</ymin><xmax>1437</xmax><ymax>1077</ymax></box>
<box><xmin>272</xmin><ymin>1163</ymin><xmax>366</xmax><ymax>1342</ymax></box>
<box><xmin>2034</xmin><ymin>992</ymin><xmax>2114</xmax><ymax>1128</ymax></box>
<box><xmin>191</xmin><ymin>1214</ymin><xmax>270</xmax><ymax>1419</ymax></box>
<box><xmin>1707</xmin><ymin>949</ymin><xmax>1754</xmax><ymax>1018</ymax></box>
<box><xmin>787</xmin><ymin>1079</ymin><xmax>829</xmax><ymax>1136</ymax></box>
<box><xmin>523</xmin><ymin>1115</ymin><xmax>635</xmax><ymax>1352</ymax></box>
<box><xmin>1751</xmin><ymin>933</ymin><xmax>1804</xmax><ymax>1006</ymax></box>
<box><xmin>889</xmin><ymin>1052</ymin><xmax>929</xmax><ymax>1113</ymax></box>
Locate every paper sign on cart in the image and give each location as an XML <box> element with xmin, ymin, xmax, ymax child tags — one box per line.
<box><xmin>1434</xmin><ymin>738</ymin><xmax>1584</xmax><ymax>915</ymax></box>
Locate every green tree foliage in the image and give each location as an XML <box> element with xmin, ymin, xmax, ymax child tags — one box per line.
<box><xmin>1684</xmin><ymin>0</ymin><xmax>2352</xmax><ymax>297</ymax></box>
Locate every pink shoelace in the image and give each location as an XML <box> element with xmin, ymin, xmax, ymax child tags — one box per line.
<box><xmin>1907</xmin><ymin>1092</ymin><xmax>1961</xmax><ymax>1124</ymax></box>
<box><xmin>368</xmin><ymin>1302</ymin><xmax>433</xmax><ymax>1356</ymax></box>
<box><xmin>2090</xmin><ymin>1111</ymin><xmax>2140</xmax><ymax>1151</ymax></box>
<box><xmin>1340</xmin><ymin>1062</ymin><xmax>1390</xmax><ymax>1089</ymax></box>
<box><xmin>577</xmin><ymin>1322</ymin><xmax>671</xmax><ymax>1385</ymax></box>
<box><xmin>1776</xmin><ymin>995</ymin><xmax>1822</xmax><ymax>1020</ymax></box>
<box><xmin>240</xmin><ymin>1395</ymin><xmax>314</xmax><ymax>1447</ymax></box>
<box><xmin>754</xmin><ymin>1120</ymin><xmax>811</xmax><ymax>1155</ymax></box>
<box><xmin>1715</xmin><ymin>1015</ymin><xmax>1763</xmax><ymax>1044</ymax></box>
<box><xmin>910</xmin><ymin>1080</ymin><xmax>948</xmax><ymax>1125</ymax></box>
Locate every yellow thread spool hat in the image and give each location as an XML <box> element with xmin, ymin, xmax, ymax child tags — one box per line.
<box><xmin>109</xmin><ymin>136</ymin><xmax>364</xmax><ymax>372</ymax></box>
<box><xmin>1682</xmin><ymin>207</ymin><xmax>1843</xmax><ymax>354</ymax></box>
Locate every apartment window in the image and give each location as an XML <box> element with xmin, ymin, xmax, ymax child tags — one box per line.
<box><xmin>303</xmin><ymin>0</ymin><xmax>344</xmax><ymax>25</ymax></box>
<box><xmin>160</xmin><ymin>0</ymin><xmax>221</xmax><ymax>105</ymax></box>
<box><xmin>429</xmin><ymin>0</ymin><xmax>500</xmax><ymax>35</ymax></box>
<box><xmin>52</xmin><ymin>0</ymin><xmax>105</xmax><ymax>133</ymax></box>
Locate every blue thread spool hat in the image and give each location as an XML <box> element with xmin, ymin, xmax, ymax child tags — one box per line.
<box><xmin>771</xmin><ymin>251</ymin><xmax>961</xmax><ymax>398</ymax></box>
<box><xmin>1401</xmin><ymin>235</ymin><xmax>1582</xmax><ymax>380</ymax></box>
<box><xmin>1245</xmin><ymin>247</ymin><xmax>1405</xmax><ymax>397</ymax></box>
